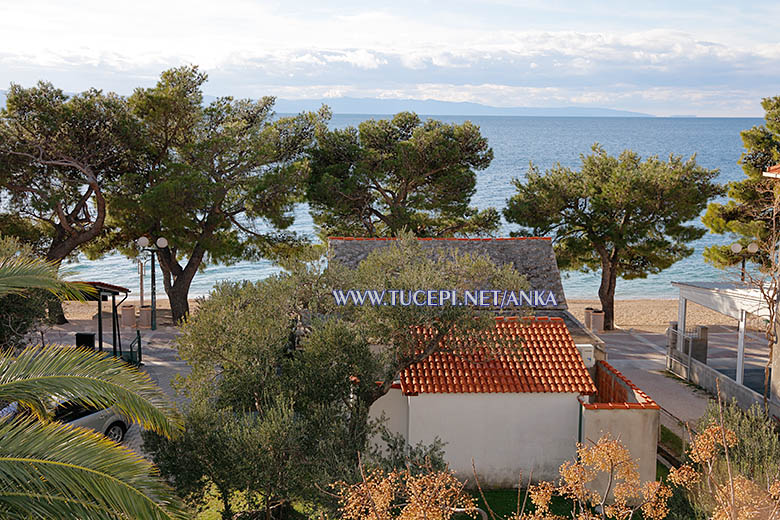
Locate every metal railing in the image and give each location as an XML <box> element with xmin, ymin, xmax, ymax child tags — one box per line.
<box><xmin>120</xmin><ymin>330</ymin><xmax>142</xmax><ymax>366</ymax></box>
<box><xmin>666</xmin><ymin>327</ymin><xmax>695</xmax><ymax>380</ymax></box>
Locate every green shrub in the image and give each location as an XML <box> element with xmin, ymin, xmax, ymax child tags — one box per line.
<box><xmin>367</xmin><ymin>423</ymin><xmax>447</xmax><ymax>474</ymax></box>
<box><xmin>665</xmin><ymin>484</ymin><xmax>703</xmax><ymax>520</ymax></box>
<box><xmin>0</xmin><ymin>235</ymin><xmax>52</xmax><ymax>349</ymax></box>
<box><xmin>680</xmin><ymin>398</ymin><xmax>780</xmax><ymax>517</ymax></box>
<box><xmin>697</xmin><ymin>398</ymin><xmax>780</xmax><ymax>488</ymax></box>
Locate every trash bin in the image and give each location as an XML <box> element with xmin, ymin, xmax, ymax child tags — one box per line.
<box><xmin>590</xmin><ymin>310</ymin><xmax>605</xmax><ymax>333</ymax></box>
<box><xmin>138</xmin><ymin>306</ymin><xmax>152</xmax><ymax>328</ymax></box>
<box><xmin>584</xmin><ymin>307</ymin><xmax>595</xmax><ymax>330</ymax></box>
<box><xmin>121</xmin><ymin>305</ymin><xmax>136</xmax><ymax>327</ymax></box>
<box><xmin>75</xmin><ymin>332</ymin><xmax>96</xmax><ymax>350</ymax></box>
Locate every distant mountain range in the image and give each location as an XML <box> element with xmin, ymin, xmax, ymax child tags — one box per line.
<box><xmin>273</xmin><ymin>97</ymin><xmax>654</xmax><ymax>117</ymax></box>
<box><xmin>0</xmin><ymin>90</ymin><xmax>653</xmax><ymax>117</ymax></box>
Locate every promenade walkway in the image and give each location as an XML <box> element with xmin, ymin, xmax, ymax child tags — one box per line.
<box><xmin>45</xmin><ymin>319</ymin><xmax>188</xmax><ymax>454</ymax></box>
<box><xmin>595</xmin><ymin>327</ymin><xmax>710</xmax><ymax>439</ymax></box>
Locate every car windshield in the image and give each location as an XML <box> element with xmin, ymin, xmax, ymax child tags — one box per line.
<box><xmin>53</xmin><ymin>401</ymin><xmax>98</xmax><ymax>423</ymax></box>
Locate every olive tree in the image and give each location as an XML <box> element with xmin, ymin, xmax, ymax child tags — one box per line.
<box><xmin>145</xmin><ymin>234</ymin><xmax>527</xmax><ymax>518</ymax></box>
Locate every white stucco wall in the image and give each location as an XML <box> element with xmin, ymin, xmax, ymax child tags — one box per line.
<box><xmin>406</xmin><ymin>392</ymin><xmax>581</xmax><ymax>486</ymax></box>
<box><xmin>581</xmin><ymin>407</ymin><xmax>660</xmax><ymax>488</ymax></box>
<box><xmin>368</xmin><ymin>387</ymin><xmax>409</xmax><ymax>448</ymax></box>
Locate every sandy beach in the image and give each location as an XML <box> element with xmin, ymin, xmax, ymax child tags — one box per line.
<box><xmin>63</xmin><ymin>299</ymin><xmax>201</xmax><ymax>326</ymax></box>
<box><xmin>567</xmin><ymin>299</ymin><xmax>742</xmax><ymax>333</ymax></box>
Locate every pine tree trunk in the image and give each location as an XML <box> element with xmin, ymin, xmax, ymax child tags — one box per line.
<box><xmin>42</xmin><ymin>179</ymin><xmax>107</xmax><ymax>325</ymax></box>
<box><xmin>165</xmin><ymin>278</ymin><xmax>193</xmax><ymax>325</ymax></box>
<box><xmin>157</xmin><ymin>246</ymin><xmax>203</xmax><ymax>325</ymax></box>
<box><xmin>597</xmin><ymin>261</ymin><xmax>618</xmax><ymax>331</ymax></box>
<box><xmin>219</xmin><ymin>486</ymin><xmax>233</xmax><ymax>520</ymax></box>
<box><xmin>47</xmin><ymin>299</ymin><xmax>68</xmax><ymax>325</ymax></box>
<box><xmin>43</xmin><ymin>257</ymin><xmax>68</xmax><ymax>324</ymax></box>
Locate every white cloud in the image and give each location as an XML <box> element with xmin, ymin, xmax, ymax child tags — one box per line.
<box><xmin>323</xmin><ymin>50</ymin><xmax>386</xmax><ymax>69</ymax></box>
<box><xmin>0</xmin><ymin>2</ymin><xmax>759</xmax><ymax>71</ymax></box>
<box><xmin>0</xmin><ymin>0</ymin><xmax>778</xmax><ymax>116</ymax></box>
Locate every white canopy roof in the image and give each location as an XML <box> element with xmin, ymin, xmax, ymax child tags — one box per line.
<box><xmin>671</xmin><ymin>281</ymin><xmax>772</xmax><ymax>321</ymax></box>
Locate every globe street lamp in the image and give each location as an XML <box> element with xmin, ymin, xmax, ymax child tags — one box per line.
<box><xmin>136</xmin><ymin>236</ymin><xmax>168</xmax><ymax>330</ymax></box>
<box><xmin>730</xmin><ymin>241</ymin><xmax>759</xmax><ymax>282</ymax></box>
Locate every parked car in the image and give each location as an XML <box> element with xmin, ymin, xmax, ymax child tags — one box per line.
<box><xmin>52</xmin><ymin>401</ymin><xmax>129</xmax><ymax>443</ymax></box>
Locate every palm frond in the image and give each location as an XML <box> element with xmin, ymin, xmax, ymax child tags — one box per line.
<box><xmin>0</xmin><ymin>493</ymin><xmax>122</xmax><ymax>519</ymax></box>
<box><xmin>0</xmin><ymin>255</ymin><xmax>96</xmax><ymax>301</ymax></box>
<box><xmin>0</xmin><ymin>417</ymin><xmax>188</xmax><ymax>519</ymax></box>
<box><xmin>0</xmin><ymin>345</ymin><xmax>182</xmax><ymax>438</ymax></box>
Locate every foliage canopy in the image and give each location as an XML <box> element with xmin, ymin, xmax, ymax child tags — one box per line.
<box><xmin>504</xmin><ymin>144</ymin><xmax>722</xmax><ymax>329</ymax></box>
<box><xmin>307</xmin><ymin>112</ymin><xmax>499</xmax><ymax>238</ymax></box>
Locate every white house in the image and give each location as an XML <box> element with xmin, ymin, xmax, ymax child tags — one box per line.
<box><xmin>371</xmin><ymin>316</ymin><xmax>597</xmax><ymax>485</ymax></box>
<box><xmin>331</xmin><ymin>237</ymin><xmax>660</xmax><ymax>487</ymax></box>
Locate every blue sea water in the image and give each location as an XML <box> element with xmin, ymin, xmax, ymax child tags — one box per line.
<box><xmin>64</xmin><ymin>115</ymin><xmax>764</xmax><ymax>300</ymax></box>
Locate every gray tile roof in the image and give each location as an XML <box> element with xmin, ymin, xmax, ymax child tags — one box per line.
<box><xmin>328</xmin><ymin>237</ymin><xmax>567</xmax><ymax>310</ymax></box>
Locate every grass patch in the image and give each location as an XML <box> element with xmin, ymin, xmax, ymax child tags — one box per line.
<box><xmin>662</xmin><ymin>370</ymin><xmax>711</xmax><ymax>395</ymax></box>
<box><xmin>453</xmin><ymin>488</ymin><xmax>574</xmax><ymax>518</ymax></box>
<box><xmin>657</xmin><ymin>460</ymin><xmax>670</xmax><ymax>481</ymax></box>
<box><xmin>660</xmin><ymin>424</ymin><xmax>684</xmax><ymax>458</ymax></box>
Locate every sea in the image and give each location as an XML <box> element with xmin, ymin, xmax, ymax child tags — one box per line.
<box><xmin>63</xmin><ymin>115</ymin><xmax>764</xmax><ymax>300</ymax></box>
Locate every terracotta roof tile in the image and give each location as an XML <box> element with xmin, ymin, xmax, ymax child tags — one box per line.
<box><xmin>767</xmin><ymin>164</ymin><xmax>780</xmax><ymax>174</ymax></box>
<box><xmin>581</xmin><ymin>361</ymin><xmax>659</xmax><ymax>410</ymax></box>
<box><xmin>399</xmin><ymin>317</ymin><xmax>596</xmax><ymax>395</ymax></box>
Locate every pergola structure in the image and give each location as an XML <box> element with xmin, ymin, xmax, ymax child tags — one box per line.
<box><xmin>69</xmin><ymin>281</ymin><xmax>130</xmax><ymax>356</ymax></box>
<box><xmin>671</xmin><ymin>281</ymin><xmax>770</xmax><ymax>385</ymax></box>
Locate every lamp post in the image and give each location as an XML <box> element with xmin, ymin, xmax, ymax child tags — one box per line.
<box><xmin>136</xmin><ymin>236</ymin><xmax>168</xmax><ymax>331</ymax></box>
<box><xmin>730</xmin><ymin>241</ymin><xmax>759</xmax><ymax>282</ymax></box>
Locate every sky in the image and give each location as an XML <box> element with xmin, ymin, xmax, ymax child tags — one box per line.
<box><xmin>0</xmin><ymin>0</ymin><xmax>778</xmax><ymax>116</ymax></box>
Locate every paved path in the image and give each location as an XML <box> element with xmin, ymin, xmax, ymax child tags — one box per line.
<box><xmin>594</xmin><ymin>327</ymin><xmax>711</xmax><ymax>440</ymax></box>
<box><xmin>124</xmin><ymin>337</ymin><xmax>190</xmax><ymax>454</ymax></box>
<box><xmin>46</xmin><ymin>321</ymin><xmax>188</xmax><ymax>456</ymax></box>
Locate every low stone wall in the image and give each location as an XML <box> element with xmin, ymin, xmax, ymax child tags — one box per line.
<box><xmin>669</xmin><ymin>355</ymin><xmax>780</xmax><ymax>418</ymax></box>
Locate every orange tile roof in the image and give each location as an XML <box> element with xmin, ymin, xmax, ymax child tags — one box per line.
<box><xmin>767</xmin><ymin>164</ymin><xmax>780</xmax><ymax>174</ymax></box>
<box><xmin>582</xmin><ymin>361</ymin><xmax>659</xmax><ymax>410</ymax></box>
<box><xmin>399</xmin><ymin>316</ymin><xmax>596</xmax><ymax>395</ymax></box>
